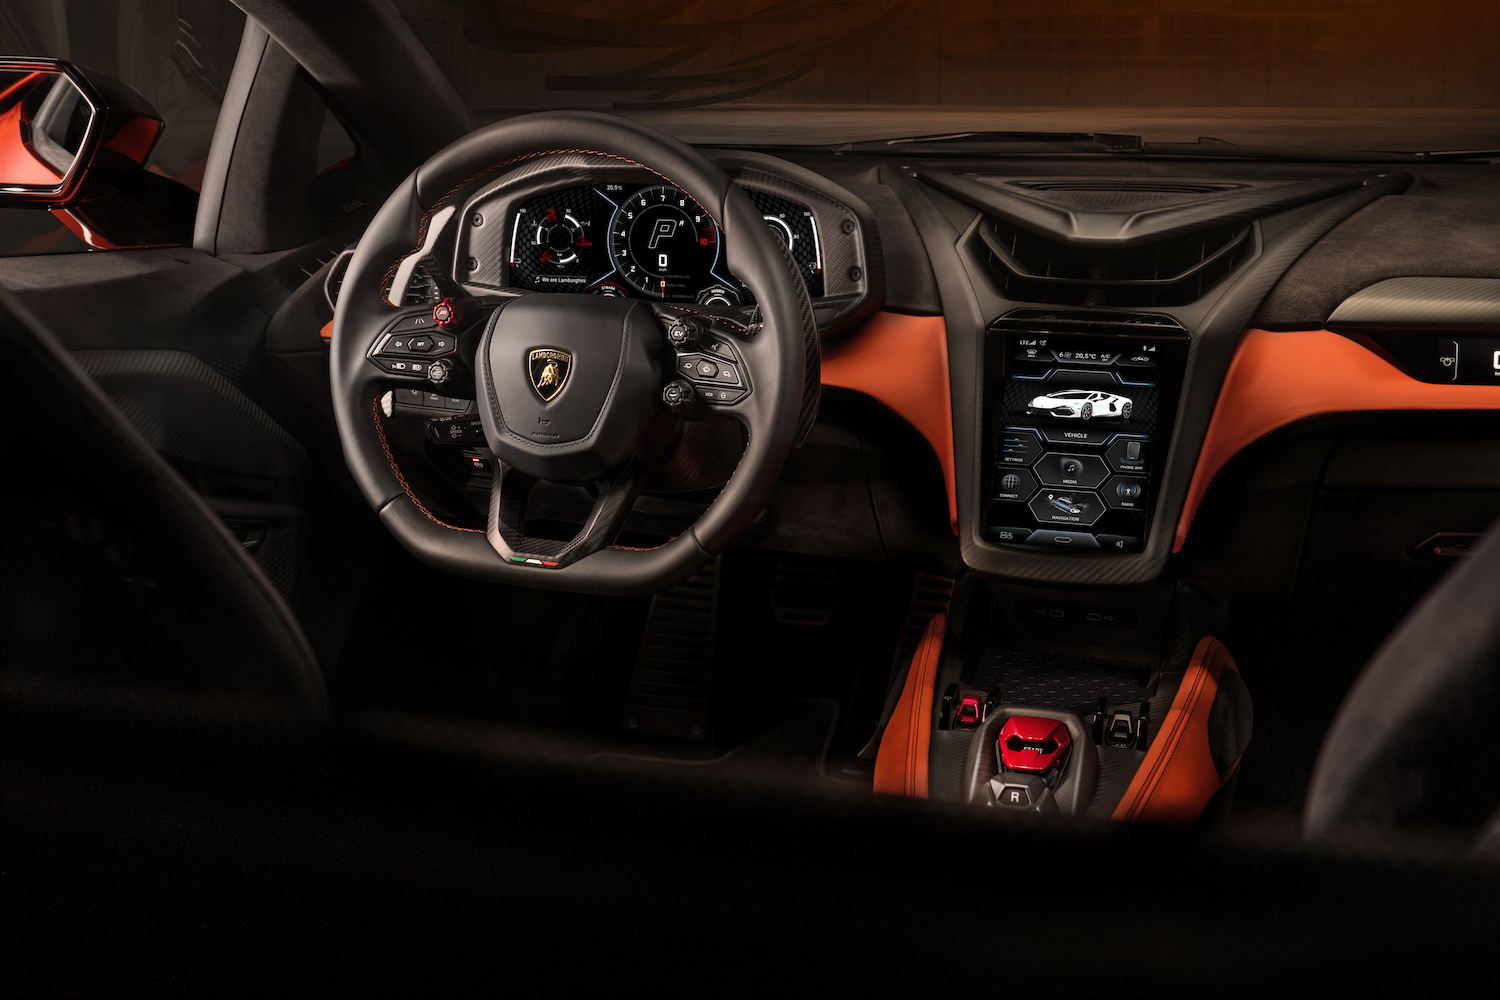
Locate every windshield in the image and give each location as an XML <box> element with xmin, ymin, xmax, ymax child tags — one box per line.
<box><xmin>395</xmin><ymin>0</ymin><xmax>1498</xmax><ymax>153</ymax></box>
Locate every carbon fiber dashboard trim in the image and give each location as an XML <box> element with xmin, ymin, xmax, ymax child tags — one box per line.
<box><xmin>886</xmin><ymin>166</ymin><xmax>1412</xmax><ymax>586</ymax></box>
<box><xmin>1326</xmin><ymin>276</ymin><xmax>1500</xmax><ymax>330</ymax></box>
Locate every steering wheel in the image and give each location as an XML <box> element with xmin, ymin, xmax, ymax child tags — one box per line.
<box><xmin>329</xmin><ymin>111</ymin><xmax>816</xmax><ymax>596</ymax></box>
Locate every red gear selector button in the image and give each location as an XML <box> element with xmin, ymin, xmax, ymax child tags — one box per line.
<box><xmin>997</xmin><ymin>716</ymin><xmax>1071</xmax><ymax>775</ymax></box>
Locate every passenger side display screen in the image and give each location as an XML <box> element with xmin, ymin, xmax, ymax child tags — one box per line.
<box><xmin>986</xmin><ymin>329</ymin><xmax>1188</xmax><ymax>553</ymax></box>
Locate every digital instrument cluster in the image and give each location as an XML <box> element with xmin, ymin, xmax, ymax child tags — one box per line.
<box><xmin>506</xmin><ymin>183</ymin><xmax>824</xmax><ymax>303</ymax></box>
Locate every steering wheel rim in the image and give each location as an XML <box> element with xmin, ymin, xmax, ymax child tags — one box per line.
<box><xmin>330</xmin><ymin>111</ymin><xmax>816</xmax><ymax>596</ymax></box>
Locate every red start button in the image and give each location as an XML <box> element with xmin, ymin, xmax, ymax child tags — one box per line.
<box><xmin>997</xmin><ymin>715</ymin><xmax>1071</xmax><ymax>775</ymax></box>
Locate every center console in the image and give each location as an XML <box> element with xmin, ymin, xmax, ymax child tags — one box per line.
<box><xmin>983</xmin><ymin>311</ymin><xmax>1190</xmax><ymax>554</ymax></box>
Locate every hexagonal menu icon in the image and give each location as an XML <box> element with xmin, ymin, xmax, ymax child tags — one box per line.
<box><xmin>1104</xmin><ymin>477</ymin><xmax>1149</xmax><ymax>510</ymax></box>
<box><xmin>992</xmin><ymin>467</ymin><xmax>1039</xmax><ymax>501</ymax></box>
<box><xmin>1027</xmin><ymin>489</ymin><xmax>1106</xmax><ymax>527</ymax></box>
<box><xmin>1034</xmin><ymin>452</ymin><xmax>1110</xmax><ymax>489</ymax></box>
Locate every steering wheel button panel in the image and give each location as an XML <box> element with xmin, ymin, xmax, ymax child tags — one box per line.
<box><xmin>369</xmin><ymin>313</ymin><xmax>460</xmax><ymax>376</ymax></box>
<box><xmin>390</xmin><ymin>312</ymin><xmax>439</xmax><ymax>333</ymax></box>
<box><xmin>374</xmin><ymin>358</ymin><xmax>429</xmax><ymax>375</ymax></box>
<box><xmin>673</xmin><ymin>339</ymin><xmax>747</xmax><ymax>396</ymax></box>
<box><xmin>697</xmin><ymin>386</ymin><xmax>748</xmax><ymax>404</ymax></box>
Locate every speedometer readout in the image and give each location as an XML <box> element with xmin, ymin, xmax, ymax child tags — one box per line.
<box><xmin>607</xmin><ymin>184</ymin><xmax>723</xmax><ymax>299</ymax></box>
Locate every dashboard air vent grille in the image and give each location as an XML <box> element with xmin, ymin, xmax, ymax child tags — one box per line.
<box><xmin>977</xmin><ymin>217</ymin><xmax>1257</xmax><ymax>308</ymax></box>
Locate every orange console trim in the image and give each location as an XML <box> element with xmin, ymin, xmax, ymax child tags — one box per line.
<box><xmin>873</xmin><ymin>612</ymin><xmax>946</xmax><ymax>798</ymax></box>
<box><xmin>1113</xmin><ymin>636</ymin><xmax>1240</xmax><ymax>825</ymax></box>
<box><xmin>821</xmin><ymin>312</ymin><xmax>957</xmax><ymax>532</ymax></box>
<box><xmin>1175</xmin><ymin>329</ymin><xmax>1500</xmax><ymax>552</ymax></box>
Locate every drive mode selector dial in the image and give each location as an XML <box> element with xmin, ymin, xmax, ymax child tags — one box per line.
<box><xmin>609</xmin><ymin>184</ymin><xmax>720</xmax><ymax>298</ymax></box>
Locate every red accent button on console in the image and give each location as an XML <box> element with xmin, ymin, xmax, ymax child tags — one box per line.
<box><xmin>997</xmin><ymin>716</ymin><xmax>1071</xmax><ymax>775</ymax></box>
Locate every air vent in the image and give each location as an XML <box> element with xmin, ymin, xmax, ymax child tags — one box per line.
<box><xmin>976</xmin><ymin>217</ymin><xmax>1257</xmax><ymax>308</ymax></box>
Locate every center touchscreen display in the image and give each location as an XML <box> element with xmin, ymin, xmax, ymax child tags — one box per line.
<box><xmin>987</xmin><ymin>329</ymin><xmax>1187</xmax><ymax>553</ymax></box>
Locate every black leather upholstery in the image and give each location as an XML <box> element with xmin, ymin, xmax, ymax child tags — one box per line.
<box><xmin>0</xmin><ymin>288</ymin><xmax>327</xmax><ymax>717</ymax></box>
<box><xmin>1305</xmin><ymin>516</ymin><xmax>1500</xmax><ymax>839</ymax></box>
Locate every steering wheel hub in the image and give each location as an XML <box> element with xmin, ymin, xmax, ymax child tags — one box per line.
<box><xmin>478</xmin><ymin>294</ymin><xmax>663</xmax><ymax>483</ymax></box>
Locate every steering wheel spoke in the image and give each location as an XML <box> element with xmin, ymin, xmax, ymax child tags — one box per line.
<box><xmin>486</xmin><ymin>414</ymin><xmax>678</xmax><ymax>568</ymax></box>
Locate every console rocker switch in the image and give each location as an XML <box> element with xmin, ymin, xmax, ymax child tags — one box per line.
<box><xmin>955</xmin><ymin>695</ymin><xmax>983</xmax><ymax>730</ymax></box>
<box><xmin>1110</xmin><ymin>704</ymin><xmax>1152</xmax><ymax>749</ymax></box>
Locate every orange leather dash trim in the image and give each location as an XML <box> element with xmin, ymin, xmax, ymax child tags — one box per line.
<box><xmin>1175</xmin><ymin>329</ymin><xmax>1500</xmax><ymax>552</ymax></box>
<box><xmin>319</xmin><ymin>320</ymin><xmax>333</xmax><ymax>343</ymax></box>
<box><xmin>1112</xmin><ymin>636</ymin><xmax>1239</xmax><ymax>825</ymax></box>
<box><xmin>873</xmin><ymin>612</ymin><xmax>946</xmax><ymax>798</ymax></box>
<box><xmin>821</xmin><ymin>312</ymin><xmax>957</xmax><ymax>533</ymax></box>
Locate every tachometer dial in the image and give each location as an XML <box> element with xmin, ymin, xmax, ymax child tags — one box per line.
<box><xmin>509</xmin><ymin>186</ymin><xmax>609</xmax><ymax>292</ymax></box>
<box><xmin>608</xmin><ymin>184</ymin><xmax>722</xmax><ymax>299</ymax></box>
<box><xmin>530</xmin><ymin>207</ymin><xmax>590</xmax><ymax>266</ymax></box>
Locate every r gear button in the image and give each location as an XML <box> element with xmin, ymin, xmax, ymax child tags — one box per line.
<box><xmin>995</xmin><ymin>785</ymin><xmax>1032</xmax><ymax>808</ymax></box>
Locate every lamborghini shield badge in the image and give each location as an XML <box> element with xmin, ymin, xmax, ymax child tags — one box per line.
<box><xmin>528</xmin><ymin>348</ymin><xmax>571</xmax><ymax>401</ymax></box>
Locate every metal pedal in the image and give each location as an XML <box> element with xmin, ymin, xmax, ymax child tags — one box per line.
<box><xmin>621</xmin><ymin>556</ymin><xmax>721</xmax><ymax>740</ymax></box>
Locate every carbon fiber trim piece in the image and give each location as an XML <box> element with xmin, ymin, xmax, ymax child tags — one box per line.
<box><xmin>72</xmin><ymin>349</ymin><xmax>308</xmax><ymax>479</ymax></box>
<box><xmin>1326</xmin><ymin>276</ymin><xmax>1500</xmax><ymax>330</ymax></box>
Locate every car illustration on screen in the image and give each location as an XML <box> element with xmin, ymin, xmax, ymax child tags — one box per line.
<box><xmin>1026</xmin><ymin>389</ymin><xmax>1133</xmax><ymax>421</ymax></box>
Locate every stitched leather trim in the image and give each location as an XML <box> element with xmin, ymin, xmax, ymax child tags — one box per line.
<box><xmin>1112</xmin><ymin>635</ymin><xmax>1241</xmax><ymax>825</ymax></box>
<box><xmin>1174</xmin><ymin>329</ymin><xmax>1500</xmax><ymax>552</ymax></box>
<box><xmin>372</xmin><ymin>395</ymin><xmax>485</xmax><ymax>534</ymax></box>
<box><xmin>821</xmin><ymin>312</ymin><xmax>956</xmax><ymax>532</ymax></box>
<box><xmin>873</xmin><ymin>612</ymin><xmax>946</xmax><ymax>798</ymax></box>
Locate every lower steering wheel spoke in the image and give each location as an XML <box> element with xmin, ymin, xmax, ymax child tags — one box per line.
<box><xmin>486</xmin><ymin>413</ymin><xmax>678</xmax><ymax>568</ymax></box>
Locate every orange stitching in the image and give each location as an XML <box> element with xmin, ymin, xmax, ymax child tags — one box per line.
<box><xmin>382</xmin><ymin>148</ymin><xmax>719</xmax><ymax>306</ymax></box>
<box><xmin>372</xmin><ymin>396</ymin><xmax>485</xmax><ymax>534</ymax></box>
